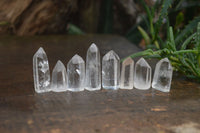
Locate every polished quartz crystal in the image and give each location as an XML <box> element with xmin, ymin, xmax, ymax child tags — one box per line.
<box><xmin>133</xmin><ymin>57</ymin><xmax>151</xmax><ymax>90</ymax></box>
<box><xmin>51</xmin><ymin>60</ymin><xmax>67</xmax><ymax>92</ymax></box>
<box><xmin>85</xmin><ymin>43</ymin><xmax>101</xmax><ymax>91</ymax></box>
<box><xmin>152</xmin><ymin>58</ymin><xmax>173</xmax><ymax>92</ymax></box>
<box><xmin>120</xmin><ymin>57</ymin><xmax>134</xmax><ymax>89</ymax></box>
<box><xmin>67</xmin><ymin>54</ymin><xmax>85</xmax><ymax>92</ymax></box>
<box><xmin>102</xmin><ymin>50</ymin><xmax>120</xmax><ymax>90</ymax></box>
<box><xmin>33</xmin><ymin>47</ymin><xmax>51</xmax><ymax>93</ymax></box>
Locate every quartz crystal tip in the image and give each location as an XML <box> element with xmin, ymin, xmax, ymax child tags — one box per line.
<box><xmin>152</xmin><ymin>58</ymin><xmax>173</xmax><ymax>92</ymax></box>
<box><xmin>67</xmin><ymin>54</ymin><xmax>85</xmax><ymax>92</ymax></box>
<box><xmin>103</xmin><ymin>50</ymin><xmax>120</xmax><ymax>60</ymax></box>
<box><xmin>71</xmin><ymin>54</ymin><xmax>84</xmax><ymax>64</ymax></box>
<box><xmin>102</xmin><ymin>50</ymin><xmax>120</xmax><ymax>90</ymax></box>
<box><xmin>89</xmin><ymin>43</ymin><xmax>98</xmax><ymax>52</ymax></box>
<box><xmin>133</xmin><ymin>57</ymin><xmax>152</xmax><ymax>90</ymax></box>
<box><xmin>85</xmin><ymin>43</ymin><xmax>101</xmax><ymax>91</ymax></box>
<box><xmin>51</xmin><ymin>60</ymin><xmax>67</xmax><ymax>92</ymax></box>
<box><xmin>33</xmin><ymin>47</ymin><xmax>51</xmax><ymax>93</ymax></box>
<box><xmin>120</xmin><ymin>57</ymin><xmax>134</xmax><ymax>89</ymax></box>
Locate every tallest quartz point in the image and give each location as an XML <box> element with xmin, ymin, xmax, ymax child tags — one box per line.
<box><xmin>85</xmin><ymin>43</ymin><xmax>101</xmax><ymax>91</ymax></box>
<box><xmin>33</xmin><ymin>47</ymin><xmax>51</xmax><ymax>93</ymax></box>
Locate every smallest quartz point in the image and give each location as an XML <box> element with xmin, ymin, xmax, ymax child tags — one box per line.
<box><xmin>51</xmin><ymin>60</ymin><xmax>67</xmax><ymax>92</ymax></box>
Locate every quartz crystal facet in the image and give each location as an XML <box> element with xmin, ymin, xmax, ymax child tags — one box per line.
<box><xmin>152</xmin><ymin>58</ymin><xmax>173</xmax><ymax>92</ymax></box>
<box><xmin>102</xmin><ymin>50</ymin><xmax>120</xmax><ymax>90</ymax></box>
<box><xmin>85</xmin><ymin>43</ymin><xmax>101</xmax><ymax>91</ymax></box>
<box><xmin>67</xmin><ymin>54</ymin><xmax>85</xmax><ymax>92</ymax></box>
<box><xmin>51</xmin><ymin>60</ymin><xmax>67</xmax><ymax>92</ymax></box>
<box><xmin>33</xmin><ymin>47</ymin><xmax>51</xmax><ymax>93</ymax></box>
<box><xmin>133</xmin><ymin>58</ymin><xmax>151</xmax><ymax>90</ymax></box>
<box><xmin>120</xmin><ymin>57</ymin><xmax>134</xmax><ymax>89</ymax></box>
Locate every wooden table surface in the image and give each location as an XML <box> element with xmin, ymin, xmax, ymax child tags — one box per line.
<box><xmin>0</xmin><ymin>35</ymin><xmax>200</xmax><ymax>133</ymax></box>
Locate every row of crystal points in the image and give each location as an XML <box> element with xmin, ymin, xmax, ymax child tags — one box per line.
<box><xmin>33</xmin><ymin>43</ymin><xmax>173</xmax><ymax>93</ymax></box>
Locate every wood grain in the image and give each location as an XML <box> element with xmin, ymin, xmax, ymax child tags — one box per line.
<box><xmin>0</xmin><ymin>35</ymin><xmax>200</xmax><ymax>133</ymax></box>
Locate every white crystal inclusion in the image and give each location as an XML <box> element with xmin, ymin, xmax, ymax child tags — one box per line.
<box><xmin>67</xmin><ymin>54</ymin><xmax>85</xmax><ymax>92</ymax></box>
<box><xmin>120</xmin><ymin>57</ymin><xmax>134</xmax><ymax>89</ymax></box>
<box><xmin>51</xmin><ymin>60</ymin><xmax>67</xmax><ymax>92</ymax></box>
<box><xmin>33</xmin><ymin>47</ymin><xmax>51</xmax><ymax>93</ymax></box>
<box><xmin>152</xmin><ymin>58</ymin><xmax>173</xmax><ymax>92</ymax></box>
<box><xmin>133</xmin><ymin>57</ymin><xmax>151</xmax><ymax>90</ymax></box>
<box><xmin>102</xmin><ymin>50</ymin><xmax>120</xmax><ymax>90</ymax></box>
<box><xmin>85</xmin><ymin>43</ymin><xmax>101</xmax><ymax>91</ymax></box>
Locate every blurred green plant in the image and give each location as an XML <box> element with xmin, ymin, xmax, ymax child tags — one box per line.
<box><xmin>67</xmin><ymin>23</ymin><xmax>84</xmax><ymax>35</ymax></box>
<box><xmin>0</xmin><ymin>21</ymin><xmax>10</xmax><ymax>26</ymax></box>
<box><xmin>98</xmin><ymin>0</ymin><xmax>113</xmax><ymax>33</ymax></box>
<box><xmin>123</xmin><ymin>0</ymin><xmax>200</xmax><ymax>81</ymax></box>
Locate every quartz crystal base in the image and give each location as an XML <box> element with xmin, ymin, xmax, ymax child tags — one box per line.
<box><xmin>67</xmin><ymin>54</ymin><xmax>85</xmax><ymax>92</ymax></box>
<box><xmin>85</xmin><ymin>43</ymin><xmax>101</xmax><ymax>91</ymax></box>
<box><xmin>120</xmin><ymin>57</ymin><xmax>134</xmax><ymax>89</ymax></box>
<box><xmin>133</xmin><ymin>58</ymin><xmax>151</xmax><ymax>90</ymax></box>
<box><xmin>152</xmin><ymin>58</ymin><xmax>173</xmax><ymax>92</ymax></box>
<box><xmin>51</xmin><ymin>60</ymin><xmax>67</xmax><ymax>92</ymax></box>
<box><xmin>102</xmin><ymin>50</ymin><xmax>120</xmax><ymax>90</ymax></box>
<box><xmin>33</xmin><ymin>47</ymin><xmax>51</xmax><ymax>93</ymax></box>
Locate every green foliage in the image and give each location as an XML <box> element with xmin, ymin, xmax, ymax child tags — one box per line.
<box><xmin>0</xmin><ymin>21</ymin><xmax>10</xmax><ymax>26</ymax></box>
<box><xmin>123</xmin><ymin>0</ymin><xmax>200</xmax><ymax>81</ymax></box>
<box><xmin>175</xmin><ymin>16</ymin><xmax>200</xmax><ymax>48</ymax></box>
<box><xmin>67</xmin><ymin>23</ymin><xmax>84</xmax><ymax>35</ymax></box>
<box><xmin>98</xmin><ymin>0</ymin><xmax>113</xmax><ymax>33</ymax></box>
<box><xmin>154</xmin><ymin>0</ymin><xmax>172</xmax><ymax>41</ymax></box>
<box><xmin>137</xmin><ymin>26</ymin><xmax>150</xmax><ymax>45</ymax></box>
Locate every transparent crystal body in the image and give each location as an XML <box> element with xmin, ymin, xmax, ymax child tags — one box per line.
<box><xmin>152</xmin><ymin>58</ymin><xmax>173</xmax><ymax>92</ymax></box>
<box><xmin>33</xmin><ymin>47</ymin><xmax>51</xmax><ymax>93</ymax></box>
<box><xmin>133</xmin><ymin>58</ymin><xmax>151</xmax><ymax>90</ymax></box>
<box><xmin>120</xmin><ymin>57</ymin><xmax>134</xmax><ymax>89</ymax></box>
<box><xmin>102</xmin><ymin>50</ymin><xmax>120</xmax><ymax>90</ymax></box>
<box><xmin>51</xmin><ymin>60</ymin><xmax>67</xmax><ymax>92</ymax></box>
<box><xmin>67</xmin><ymin>54</ymin><xmax>85</xmax><ymax>92</ymax></box>
<box><xmin>85</xmin><ymin>43</ymin><xmax>101</xmax><ymax>91</ymax></box>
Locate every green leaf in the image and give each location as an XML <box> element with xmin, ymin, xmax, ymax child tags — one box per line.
<box><xmin>67</xmin><ymin>23</ymin><xmax>84</xmax><ymax>35</ymax></box>
<box><xmin>137</xmin><ymin>26</ymin><xmax>151</xmax><ymax>45</ymax></box>
<box><xmin>125</xmin><ymin>19</ymin><xmax>147</xmax><ymax>45</ymax></box>
<box><xmin>139</xmin><ymin>0</ymin><xmax>154</xmax><ymax>36</ymax></box>
<box><xmin>196</xmin><ymin>22</ymin><xmax>200</xmax><ymax>51</ymax></box>
<box><xmin>154</xmin><ymin>0</ymin><xmax>173</xmax><ymax>40</ymax></box>
<box><xmin>175</xmin><ymin>12</ymin><xmax>184</xmax><ymax>29</ymax></box>
<box><xmin>181</xmin><ymin>33</ymin><xmax>196</xmax><ymax>50</ymax></box>
<box><xmin>0</xmin><ymin>21</ymin><xmax>10</xmax><ymax>26</ymax></box>
<box><xmin>168</xmin><ymin>27</ymin><xmax>176</xmax><ymax>51</ymax></box>
<box><xmin>175</xmin><ymin>16</ymin><xmax>200</xmax><ymax>48</ymax></box>
<box><xmin>139</xmin><ymin>0</ymin><xmax>153</xmax><ymax>24</ymax></box>
<box><xmin>98</xmin><ymin>0</ymin><xmax>113</xmax><ymax>33</ymax></box>
<box><xmin>196</xmin><ymin>22</ymin><xmax>200</xmax><ymax>67</ymax></box>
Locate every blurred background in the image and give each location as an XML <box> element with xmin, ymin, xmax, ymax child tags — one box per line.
<box><xmin>0</xmin><ymin>0</ymin><xmax>200</xmax><ymax>48</ymax></box>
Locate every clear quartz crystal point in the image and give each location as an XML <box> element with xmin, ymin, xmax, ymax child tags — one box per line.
<box><xmin>120</xmin><ymin>57</ymin><xmax>134</xmax><ymax>89</ymax></box>
<box><xmin>33</xmin><ymin>47</ymin><xmax>51</xmax><ymax>93</ymax></box>
<box><xmin>102</xmin><ymin>50</ymin><xmax>120</xmax><ymax>90</ymax></box>
<box><xmin>85</xmin><ymin>43</ymin><xmax>101</xmax><ymax>91</ymax></box>
<box><xmin>67</xmin><ymin>54</ymin><xmax>85</xmax><ymax>92</ymax></box>
<box><xmin>133</xmin><ymin>57</ymin><xmax>152</xmax><ymax>90</ymax></box>
<box><xmin>152</xmin><ymin>58</ymin><xmax>173</xmax><ymax>92</ymax></box>
<box><xmin>51</xmin><ymin>60</ymin><xmax>67</xmax><ymax>92</ymax></box>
